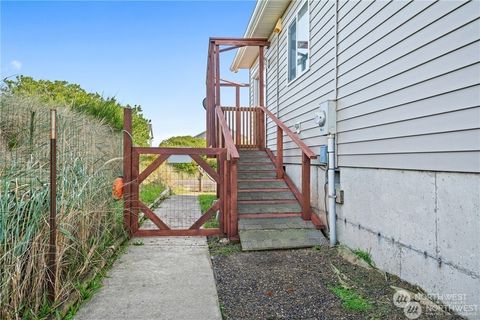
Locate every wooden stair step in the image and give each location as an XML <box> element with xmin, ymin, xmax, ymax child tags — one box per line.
<box><xmin>238</xmin><ymin>201</ymin><xmax>301</xmax><ymax>214</ymax></box>
<box><xmin>239</xmin><ymin>217</ymin><xmax>315</xmax><ymax>230</ymax></box>
<box><xmin>238</xmin><ymin>179</ymin><xmax>288</xmax><ymax>189</ymax></box>
<box><xmin>238</xmin><ymin>171</ymin><xmax>277</xmax><ymax>179</ymax></box>
<box><xmin>238</xmin><ymin>190</ymin><xmax>296</xmax><ymax>201</ymax></box>
<box><xmin>239</xmin><ymin>157</ymin><xmax>272</xmax><ymax>163</ymax></box>
<box><xmin>238</xmin><ymin>164</ymin><xmax>275</xmax><ymax>171</ymax></box>
<box><xmin>239</xmin><ymin>229</ymin><xmax>327</xmax><ymax>251</ymax></box>
<box><xmin>238</xmin><ymin>150</ymin><xmax>268</xmax><ymax>155</ymax></box>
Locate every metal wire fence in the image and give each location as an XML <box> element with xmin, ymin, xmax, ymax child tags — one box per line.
<box><xmin>0</xmin><ymin>95</ymin><xmax>123</xmax><ymax>318</ymax></box>
<box><xmin>139</xmin><ymin>156</ymin><xmax>217</xmax><ymax>231</ymax></box>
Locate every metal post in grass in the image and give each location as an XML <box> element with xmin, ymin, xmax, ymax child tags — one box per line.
<box><xmin>47</xmin><ymin>109</ymin><xmax>57</xmax><ymax>303</ymax></box>
<box><xmin>123</xmin><ymin>108</ymin><xmax>133</xmax><ymax>236</ymax></box>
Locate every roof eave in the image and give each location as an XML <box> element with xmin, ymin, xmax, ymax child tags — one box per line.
<box><xmin>230</xmin><ymin>0</ymin><xmax>290</xmax><ymax>72</ymax></box>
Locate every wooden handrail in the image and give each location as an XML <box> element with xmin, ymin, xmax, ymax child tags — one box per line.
<box><xmin>215</xmin><ymin>106</ymin><xmax>240</xmax><ymax>159</ymax></box>
<box><xmin>259</xmin><ymin>105</ymin><xmax>317</xmax><ymax>159</ymax></box>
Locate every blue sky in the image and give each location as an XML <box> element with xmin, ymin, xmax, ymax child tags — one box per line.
<box><xmin>1</xmin><ymin>0</ymin><xmax>255</xmax><ymax>144</ymax></box>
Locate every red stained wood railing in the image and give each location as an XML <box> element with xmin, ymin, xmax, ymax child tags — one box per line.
<box><xmin>215</xmin><ymin>106</ymin><xmax>239</xmax><ymax>239</ymax></box>
<box><xmin>259</xmin><ymin>105</ymin><xmax>317</xmax><ymax>221</ymax></box>
<box><xmin>221</xmin><ymin>106</ymin><xmax>259</xmax><ymax>149</ymax></box>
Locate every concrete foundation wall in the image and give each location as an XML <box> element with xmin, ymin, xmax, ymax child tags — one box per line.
<box><xmin>284</xmin><ymin>163</ymin><xmax>480</xmax><ymax>318</ymax></box>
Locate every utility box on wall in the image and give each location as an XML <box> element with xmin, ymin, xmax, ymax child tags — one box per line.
<box><xmin>314</xmin><ymin>100</ymin><xmax>337</xmax><ymax>136</ymax></box>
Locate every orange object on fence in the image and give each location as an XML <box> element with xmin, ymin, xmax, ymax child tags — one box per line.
<box><xmin>112</xmin><ymin>177</ymin><xmax>124</xmax><ymax>200</ymax></box>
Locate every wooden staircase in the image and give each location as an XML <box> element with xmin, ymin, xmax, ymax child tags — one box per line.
<box><xmin>237</xmin><ymin>150</ymin><xmax>327</xmax><ymax>251</ymax></box>
<box><xmin>206</xmin><ymin>38</ymin><xmax>326</xmax><ymax>249</ymax></box>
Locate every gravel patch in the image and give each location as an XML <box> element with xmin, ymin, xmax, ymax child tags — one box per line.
<box><xmin>209</xmin><ymin>239</ymin><xmax>464</xmax><ymax>320</ymax></box>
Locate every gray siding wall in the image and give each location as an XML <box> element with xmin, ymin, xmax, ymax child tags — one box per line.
<box><xmin>263</xmin><ymin>0</ymin><xmax>336</xmax><ymax>163</ymax></box>
<box><xmin>259</xmin><ymin>0</ymin><xmax>480</xmax><ymax>173</ymax></box>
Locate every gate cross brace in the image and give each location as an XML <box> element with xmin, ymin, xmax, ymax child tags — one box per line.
<box><xmin>138</xmin><ymin>201</ymin><xmax>170</xmax><ymax>230</ymax></box>
<box><xmin>138</xmin><ymin>154</ymin><xmax>169</xmax><ymax>184</ymax></box>
<box><xmin>189</xmin><ymin>201</ymin><xmax>220</xmax><ymax>230</ymax></box>
<box><xmin>190</xmin><ymin>154</ymin><xmax>219</xmax><ymax>183</ymax></box>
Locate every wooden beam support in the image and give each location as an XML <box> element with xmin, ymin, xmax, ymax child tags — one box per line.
<box><xmin>219</xmin><ymin>45</ymin><xmax>245</xmax><ymax>53</ymax></box>
<box><xmin>134</xmin><ymin>229</ymin><xmax>221</xmax><ymax>237</ymax></box>
<box><xmin>229</xmin><ymin>159</ymin><xmax>238</xmax><ymax>238</ymax></box>
<box><xmin>189</xmin><ymin>201</ymin><xmax>220</xmax><ymax>230</ymax></box>
<box><xmin>276</xmin><ymin>127</ymin><xmax>283</xmax><ymax>178</ymax></box>
<box><xmin>258</xmin><ymin>46</ymin><xmax>265</xmax><ymax>149</ymax></box>
<box><xmin>210</xmin><ymin>38</ymin><xmax>270</xmax><ymax>46</ymax></box>
<box><xmin>138</xmin><ymin>154</ymin><xmax>169</xmax><ymax>184</ymax></box>
<box><xmin>138</xmin><ymin>201</ymin><xmax>170</xmax><ymax>230</ymax></box>
<box><xmin>301</xmin><ymin>152</ymin><xmax>311</xmax><ymax>221</ymax></box>
<box><xmin>133</xmin><ymin>147</ymin><xmax>225</xmax><ymax>156</ymax></box>
<box><xmin>235</xmin><ymin>87</ymin><xmax>241</xmax><ymax>145</ymax></box>
<box><xmin>215</xmin><ymin>45</ymin><xmax>220</xmax><ymax>107</ymax></box>
<box><xmin>190</xmin><ymin>154</ymin><xmax>220</xmax><ymax>183</ymax></box>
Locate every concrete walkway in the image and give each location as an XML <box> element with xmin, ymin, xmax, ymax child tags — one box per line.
<box><xmin>75</xmin><ymin>237</ymin><xmax>222</xmax><ymax>320</ymax></box>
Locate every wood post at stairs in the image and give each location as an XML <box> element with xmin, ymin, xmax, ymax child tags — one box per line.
<box><xmin>301</xmin><ymin>152</ymin><xmax>311</xmax><ymax>221</ymax></box>
<box><xmin>258</xmin><ymin>45</ymin><xmax>265</xmax><ymax>149</ymax></box>
<box><xmin>229</xmin><ymin>159</ymin><xmax>238</xmax><ymax>238</ymax></box>
<box><xmin>276</xmin><ymin>127</ymin><xmax>283</xmax><ymax>178</ymax></box>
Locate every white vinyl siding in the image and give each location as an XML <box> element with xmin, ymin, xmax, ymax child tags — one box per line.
<box><xmin>265</xmin><ymin>0</ymin><xmax>335</xmax><ymax>163</ymax></box>
<box><xmin>261</xmin><ymin>0</ymin><xmax>480</xmax><ymax>173</ymax></box>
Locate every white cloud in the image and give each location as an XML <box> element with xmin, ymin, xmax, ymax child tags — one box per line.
<box><xmin>10</xmin><ymin>60</ymin><xmax>22</xmax><ymax>70</ymax></box>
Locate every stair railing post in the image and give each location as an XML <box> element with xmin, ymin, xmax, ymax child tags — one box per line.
<box><xmin>235</xmin><ymin>86</ymin><xmax>241</xmax><ymax>146</ymax></box>
<box><xmin>301</xmin><ymin>152</ymin><xmax>311</xmax><ymax>220</ymax></box>
<box><xmin>225</xmin><ymin>157</ymin><xmax>231</xmax><ymax>237</ymax></box>
<box><xmin>276</xmin><ymin>126</ymin><xmax>283</xmax><ymax>178</ymax></box>
<box><xmin>229</xmin><ymin>158</ymin><xmax>238</xmax><ymax>238</ymax></box>
<box><xmin>258</xmin><ymin>45</ymin><xmax>265</xmax><ymax>149</ymax></box>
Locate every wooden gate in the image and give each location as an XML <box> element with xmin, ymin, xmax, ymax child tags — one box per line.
<box><xmin>122</xmin><ymin>109</ymin><xmax>230</xmax><ymax>237</ymax></box>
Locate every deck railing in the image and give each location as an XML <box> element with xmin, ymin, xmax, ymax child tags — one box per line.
<box><xmin>220</xmin><ymin>106</ymin><xmax>259</xmax><ymax>148</ymax></box>
<box><xmin>259</xmin><ymin>105</ymin><xmax>318</xmax><ymax>222</ymax></box>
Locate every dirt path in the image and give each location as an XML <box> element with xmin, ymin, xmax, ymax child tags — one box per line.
<box><xmin>208</xmin><ymin>239</ymin><xmax>463</xmax><ymax>320</ymax></box>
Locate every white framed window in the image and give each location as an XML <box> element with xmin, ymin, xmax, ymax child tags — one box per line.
<box><xmin>288</xmin><ymin>1</ymin><xmax>310</xmax><ymax>83</ymax></box>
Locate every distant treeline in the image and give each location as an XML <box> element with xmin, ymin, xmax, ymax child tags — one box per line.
<box><xmin>2</xmin><ymin>75</ymin><xmax>151</xmax><ymax>146</ymax></box>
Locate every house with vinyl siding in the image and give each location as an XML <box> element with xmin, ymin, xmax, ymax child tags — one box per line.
<box><xmin>231</xmin><ymin>0</ymin><xmax>480</xmax><ymax>317</ymax></box>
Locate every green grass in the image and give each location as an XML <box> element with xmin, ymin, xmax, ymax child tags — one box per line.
<box><xmin>140</xmin><ymin>182</ymin><xmax>165</xmax><ymax>205</ymax></box>
<box><xmin>207</xmin><ymin>237</ymin><xmax>242</xmax><ymax>257</ymax></box>
<box><xmin>353</xmin><ymin>249</ymin><xmax>375</xmax><ymax>267</ymax></box>
<box><xmin>198</xmin><ymin>193</ymin><xmax>219</xmax><ymax>228</ymax></box>
<box><xmin>329</xmin><ymin>285</ymin><xmax>373</xmax><ymax>312</ymax></box>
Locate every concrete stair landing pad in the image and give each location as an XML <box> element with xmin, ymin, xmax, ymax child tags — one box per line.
<box><xmin>237</xmin><ymin>149</ymin><xmax>326</xmax><ymax>251</ymax></box>
<box><xmin>239</xmin><ymin>229</ymin><xmax>328</xmax><ymax>251</ymax></box>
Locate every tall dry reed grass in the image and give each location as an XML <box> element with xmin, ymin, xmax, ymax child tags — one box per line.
<box><xmin>0</xmin><ymin>95</ymin><xmax>124</xmax><ymax>319</ymax></box>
